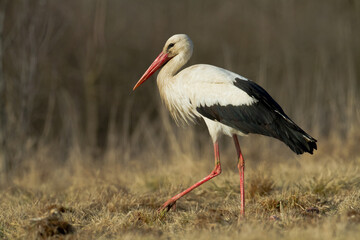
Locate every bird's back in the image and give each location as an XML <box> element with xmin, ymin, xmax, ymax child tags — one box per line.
<box><xmin>159</xmin><ymin>63</ymin><xmax>317</xmax><ymax>154</ymax></box>
<box><xmin>195</xmin><ymin>76</ymin><xmax>317</xmax><ymax>154</ymax></box>
<box><xmin>158</xmin><ymin>64</ymin><xmax>249</xmax><ymax>125</ymax></box>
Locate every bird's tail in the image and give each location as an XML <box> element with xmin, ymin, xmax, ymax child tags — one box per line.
<box><xmin>274</xmin><ymin>119</ymin><xmax>317</xmax><ymax>155</ymax></box>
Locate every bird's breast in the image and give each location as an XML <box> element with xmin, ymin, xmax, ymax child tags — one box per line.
<box><xmin>157</xmin><ymin>76</ymin><xmax>199</xmax><ymax>125</ymax></box>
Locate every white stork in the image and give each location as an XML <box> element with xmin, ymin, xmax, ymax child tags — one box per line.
<box><xmin>133</xmin><ymin>34</ymin><xmax>317</xmax><ymax>216</ymax></box>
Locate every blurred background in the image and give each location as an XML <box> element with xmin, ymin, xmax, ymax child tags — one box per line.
<box><xmin>0</xmin><ymin>0</ymin><xmax>359</xmax><ymax>180</ymax></box>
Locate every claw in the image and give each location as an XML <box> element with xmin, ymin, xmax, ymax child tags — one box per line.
<box><xmin>158</xmin><ymin>199</ymin><xmax>177</xmax><ymax>212</ymax></box>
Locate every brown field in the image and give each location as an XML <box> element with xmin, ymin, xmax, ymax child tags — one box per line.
<box><xmin>1</xmin><ymin>131</ymin><xmax>360</xmax><ymax>239</ymax></box>
<box><xmin>1</xmin><ymin>0</ymin><xmax>360</xmax><ymax>239</ymax></box>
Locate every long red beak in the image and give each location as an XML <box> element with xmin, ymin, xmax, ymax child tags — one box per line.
<box><xmin>133</xmin><ymin>52</ymin><xmax>170</xmax><ymax>91</ymax></box>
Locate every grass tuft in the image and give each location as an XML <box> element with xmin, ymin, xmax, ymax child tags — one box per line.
<box><xmin>0</xmin><ymin>137</ymin><xmax>359</xmax><ymax>239</ymax></box>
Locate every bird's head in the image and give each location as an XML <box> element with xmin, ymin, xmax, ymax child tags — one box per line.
<box><xmin>162</xmin><ymin>34</ymin><xmax>193</xmax><ymax>59</ymax></box>
<box><xmin>133</xmin><ymin>34</ymin><xmax>193</xmax><ymax>91</ymax></box>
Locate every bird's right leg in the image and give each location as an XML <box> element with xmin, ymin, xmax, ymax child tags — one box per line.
<box><xmin>158</xmin><ymin>141</ymin><xmax>222</xmax><ymax>212</ymax></box>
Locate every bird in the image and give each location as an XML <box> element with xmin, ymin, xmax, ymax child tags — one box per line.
<box><xmin>133</xmin><ymin>34</ymin><xmax>317</xmax><ymax>217</ymax></box>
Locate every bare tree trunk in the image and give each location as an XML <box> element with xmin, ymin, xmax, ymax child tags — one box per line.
<box><xmin>0</xmin><ymin>0</ymin><xmax>8</xmax><ymax>182</ymax></box>
<box><xmin>83</xmin><ymin>0</ymin><xmax>107</xmax><ymax>153</ymax></box>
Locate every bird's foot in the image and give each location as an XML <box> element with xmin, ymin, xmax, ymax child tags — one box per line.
<box><xmin>158</xmin><ymin>199</ymin><xmax>177</xmax><ymax>213</ymax></box>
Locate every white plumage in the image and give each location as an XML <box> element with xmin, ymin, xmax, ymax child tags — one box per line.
<box><xmin>133</xmin><ymin>34</ymin><xmax>317</xmax><ymax>216</ymax></box>
<box><xmin>159</xmin><ymin>63</ymin><xmax>257</xmax><ymax>128</ymax></box>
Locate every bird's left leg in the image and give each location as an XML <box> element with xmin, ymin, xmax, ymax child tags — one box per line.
<box><xmin>158</xmin><ymin>141</ymin><xmax>222</xmax><ymax>212</ymax></box>
<box><xmin>233</xmin><ymin>135</ymin><xmax>245</xmax><ymax>217</ymax></box>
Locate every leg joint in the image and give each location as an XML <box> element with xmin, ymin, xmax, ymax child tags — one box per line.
<box><xmin>212</xmin><ymin>164</ymin><xmax>222</xmax><ymax>176</ymax></box>
<box><xmin>237</xmin><ymin>161</ymin><xmax>245</xmax><ymax>170</ymax></box>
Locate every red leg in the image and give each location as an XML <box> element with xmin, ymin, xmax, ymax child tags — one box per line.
<box><xmin>158</xmin><ymin>141</ymin><xmax>222</xmax><ymax>212</ymax></box>
<box><xmin>233</xmin><ymin>135</ymin><xmax>245</xmax><ymax>217</ymax></box>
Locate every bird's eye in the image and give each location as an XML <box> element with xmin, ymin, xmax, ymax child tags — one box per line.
<box><xmin>167</xmin><ymin>43</ymin><xmax>175</xmax><ymax>50</ymax></box>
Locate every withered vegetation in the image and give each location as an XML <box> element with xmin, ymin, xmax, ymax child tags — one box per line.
<box><xmin>1</xmin><ymin>140</ymin><xmax>360</xmax><ymax>239</ymax></box>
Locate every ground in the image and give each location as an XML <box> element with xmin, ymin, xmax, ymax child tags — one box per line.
<box><xmin>1</xmin><ymin>134</ymin><xmax>360</xmax><ymax>239</ymax></box>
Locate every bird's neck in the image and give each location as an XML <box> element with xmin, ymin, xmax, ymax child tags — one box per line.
<box><xmin>156</xmin><ymin>51</ymin><xmax>193</xmax><ymax>125</ymax></box>
<box><xmin>157</xmin><ymin>52</ymin><xmax>190</xmax><ymax>85</ymax></box>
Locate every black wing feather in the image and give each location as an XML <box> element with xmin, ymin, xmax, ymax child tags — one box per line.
<box><xmin>197</xmin><ymin>78</ymin><xmax>317</xmax><ymax>155</ymax></box>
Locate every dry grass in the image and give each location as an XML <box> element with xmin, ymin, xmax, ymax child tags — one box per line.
<box><xmin>1</xmin><ymin>131</ymin><xmax>360</xmax><ymax>240</ymax></box>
